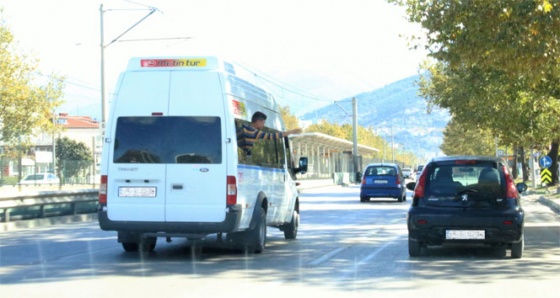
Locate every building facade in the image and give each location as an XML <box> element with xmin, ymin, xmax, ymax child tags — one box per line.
<box><xmin>0</xmin><ymin>113</ymin><xmax>101</xmax><ymax>183</ymax></box>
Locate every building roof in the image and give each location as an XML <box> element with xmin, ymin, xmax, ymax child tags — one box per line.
<box><xmin>57</xmin><ymin>113</ymin><xmax>99</xmax><ymax>129</ymax></box>
<box><xmin>289</xmin><ymin>132</ymin><xmax>380</xmax><ymax>156</ymax></box>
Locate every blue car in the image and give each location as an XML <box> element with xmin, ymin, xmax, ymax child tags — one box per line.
<box><xmin>360</xmin><ymin>163</ymin><xmax>406</xmax><ymax>202</ymax></box>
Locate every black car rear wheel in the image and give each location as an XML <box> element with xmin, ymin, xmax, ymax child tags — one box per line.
<box><xmin>408</xmin><ymin>237</ymin><xmax>422</xmax><ymax>257</ymax></box>
<box><xmin>122</xmin><ymin>242</ymin><xmax>138</xmax><ymax>252</ymax></box>
<box><xmin>511</xmin><ymin>235</ymin><xmax>524</xmax><ymax>258</ymax></box>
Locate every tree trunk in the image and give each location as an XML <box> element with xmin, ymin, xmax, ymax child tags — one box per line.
<box><xmin>520</xmin><ymin>147</ymin><xmax>529</xmax><ymax>182</ymax></box>
<box><xmin>547</xmin><ymin>141</ymin><xmax>559</xmax><ymax>186</ymax></box>
<box><xmin>512</xmin><ymin>145</ymin><xmax>519</xmax><ymax>179</ymax></box>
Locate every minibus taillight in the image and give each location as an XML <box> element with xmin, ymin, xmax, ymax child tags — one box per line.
<box><xmin>227</xmin><ymin>175</ymin><xmax>237</xmax><ymax>205</ymax></box>
<box><xmin>99</xmin><ymin>175</ymin><xmax>108</xmax><ymax>204</ymax></box>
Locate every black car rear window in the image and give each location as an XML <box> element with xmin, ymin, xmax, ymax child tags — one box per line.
<box><xmin>423</xmin><ymin>160</ymin><xmax>506</xmax><ymax>203</ymax></box>
<box><xmin>113</xmin><ymin>116</ymin><xmax>222</xmax><ymax>164</ymax></box>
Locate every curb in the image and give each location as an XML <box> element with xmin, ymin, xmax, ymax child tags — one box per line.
<box><xmin>537</xmin><ymin>196</ymin><xmax>560</xmax><ymax>214</ymax></box>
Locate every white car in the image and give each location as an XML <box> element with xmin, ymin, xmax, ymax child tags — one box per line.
<box><xmin>19</xmin><ymin>173</ymin><xmax>60</xmax><ymax>185</ymax></box>
<box><xmin>402</xmin><ymin>168</ymin><xmax>414</xmax><ymax>179</ymax></box>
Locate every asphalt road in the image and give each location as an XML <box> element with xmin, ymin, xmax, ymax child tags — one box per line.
<box><xmin>0</xmin><ymin>185</ymin><xmax>559</xmax><ymax>298</ymax></box>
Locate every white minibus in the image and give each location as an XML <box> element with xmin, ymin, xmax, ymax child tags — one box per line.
<box><xmin>98</xmin><ymin>56</ymin><xmax>307</xmax><ymax>253</ymax></box>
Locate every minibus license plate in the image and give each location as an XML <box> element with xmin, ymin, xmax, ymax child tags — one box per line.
<box><xmin>118</xmin><ymin>187</ymin><xmax>157</xmax><ymax>197</ymax></box>
<box><xmin>446</xmin><ymin>230</ymin><xmax>485</xmax><ymax>240</ymax></box>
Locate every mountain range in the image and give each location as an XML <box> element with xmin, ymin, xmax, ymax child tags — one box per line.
<box><xmin>300</xmin><ymin>75</ymin><xmax>450</xmax><ymax>161</ymax></box>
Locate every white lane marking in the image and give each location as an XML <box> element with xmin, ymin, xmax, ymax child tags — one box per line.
<box><xmin>307</xmin><ymin>246</ymin><xmax>349</xmax><ymax>266</ymax></box>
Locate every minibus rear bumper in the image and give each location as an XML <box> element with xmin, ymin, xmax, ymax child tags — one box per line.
<box><xmin>98</xmin><ymin>204</ymin><xmax>243</xmax><ymax>237</ymax></box>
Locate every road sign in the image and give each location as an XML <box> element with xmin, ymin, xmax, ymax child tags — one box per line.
<box><xmin>541</xmin><ymin>168</ymin><xmax>552</xmax><ymax>184</ymax></box>
<box><xmin>539</xmin><ymin>156</ymin><xmax>553</xmax><ymax>168</ymax></box>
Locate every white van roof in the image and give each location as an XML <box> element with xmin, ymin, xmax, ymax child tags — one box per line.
<box><xmin>120</xmin><ymin>56</ymin><xmax>281</xmax><ymax>123</ymax></box>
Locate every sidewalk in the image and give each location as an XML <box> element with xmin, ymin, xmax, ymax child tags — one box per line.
<box><xmin>297</xmin><ymin>178</ymin><xmax>337</xmax><ymax>191</ymax></box>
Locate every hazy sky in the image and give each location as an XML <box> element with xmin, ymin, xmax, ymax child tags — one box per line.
<box><xmin>0</xmin><ymin>0</ymin><xmax>426</xmax><ymax>119</ymax></box>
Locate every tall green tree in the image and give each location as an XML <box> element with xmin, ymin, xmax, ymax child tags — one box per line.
<box><xmin>440</xmin><ymin>118</ymin><xmax>495</xmax><ymax>156</ymax></box>
<box><xmin>390</xmin><ymin>0</ymin><xmax>559</xmax><ymax>89</ymax></box>
<box><xmin>419</xmin><ymin>63</ymin><xmax>559</xmax><ymax>150</ymax></box>
<box><xmin>390</xmin><ymin>0</ymin><xmax>560</xmax><ymax>183</ymax></box>
<box><xmin>0</xmin><ymin>12</ymin><xmax>64</xmax><ymax>147</ymax></box>
<box><xmin>55</xmin><ymin>137</ymin><xmax>93</xmax><ymax>183</ymax></box>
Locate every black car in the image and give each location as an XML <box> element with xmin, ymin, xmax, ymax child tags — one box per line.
<box><xmin>405</xmin><ymin>156</ymin><xmax>527</xmax><ymax>258</ymax></box>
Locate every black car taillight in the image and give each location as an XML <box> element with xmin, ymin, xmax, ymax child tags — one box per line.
<box><xmin>501</xmin><ymin>165</ymin><xmax>518</xmax><ymax>198</ymax></box>
<box><xmin>414</xmin><ymin>167</ymin><xmax>428</xmax><ymax>198</ymax></box>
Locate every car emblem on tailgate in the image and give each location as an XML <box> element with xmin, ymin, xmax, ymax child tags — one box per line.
<box><xmin>200</xmin><ymin>168</ymin><xmax>209</xmax><ymax>172</ymax></box>
<box><xmin>461</xmin><ymin>194</ymin><xmax>468</xmax><ymax>202</ymax></box>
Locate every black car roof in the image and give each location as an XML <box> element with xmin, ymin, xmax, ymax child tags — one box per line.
<box><xmin>428</xmin><ymin>155</ymin><xmax>504</xmax><ymax>163</ymax></box>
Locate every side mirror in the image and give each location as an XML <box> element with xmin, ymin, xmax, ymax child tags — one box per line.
<box><xmin>406</xmin><ymin>181</ymin><xmax>416</xmax><ymax>191</ymax></box>
<box><xmin>516</xmin><ymin>182</ymin><xmax>528</xmax><ymax>193</ymax></box>
<box><xmin>296</xmin><ymin>157</ymin><xmax>308</xmax><ymax>175</ymax></box>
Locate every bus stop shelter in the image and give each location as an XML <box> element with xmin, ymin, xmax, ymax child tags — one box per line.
<box><xmin>289</xmin><ymin>132</ymin><xmax>380</xmax><ymax>183</ymax></box>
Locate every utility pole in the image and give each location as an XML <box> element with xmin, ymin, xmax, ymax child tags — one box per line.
<box><xmin>402</xmin><ymin>143</ymin><xmax>405</xmax><ymax>168</ymax></box>
<box><xmin>99</xmin><ymin>4</ymin><xmax>157</xmax><ymax>132</ymax></box>
<box><xmin>99</xmin><ymin>4</ymin><xmax>107</xmax><ymax>132</ymax></box>
<box><xmin>391</xmin><ymin>126</ymin><xmax>394</xmax><ymax>163</ymax></box>
<box><xmin>352</xmin><ymin>97</ymin><xmax>359</xmax><ymax>182</ymax></box>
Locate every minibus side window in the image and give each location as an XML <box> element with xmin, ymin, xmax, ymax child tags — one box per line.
<box><xmin>235</xmin><ymin>119</ymin><xmax>280</xmax><ymax>167</ymax></box>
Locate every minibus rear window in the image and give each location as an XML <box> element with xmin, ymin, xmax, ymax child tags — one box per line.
<box><xmin>113</xmin><ymin>116</ymin><xmax>222</xmax><ymax>164</ymax></box>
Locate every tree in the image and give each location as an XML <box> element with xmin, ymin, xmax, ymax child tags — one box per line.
<box><xmin>0</xmin><ymin>12</ymin><xmax>64</xmax><ymax>147</ymax></box>
<box><xmin>55</xmin><ymin>137</ymin><xmax>93</xmax><ymax>183</ymax></box>
<box><xmin>440</xmin><ymin>118</ymin><xmax>495</xmax><ymax>156</ymax></box>
<box><xmin>306</xmin><ymin>120</ymin><xmax>384</xmax><ymax>154</ymax></box>
<box><xmin>419</xmin><ymin>62</ymin><xmax>559</xmax><ymax>150</ymax></box>
<box><xmin>279</xmin><ymin>105</ymin><xmax>300</xmax><ymax>130</ymax></box>
<box><xmin>390</xmin><ymin>0</ymin><xmax>559</xmax><ymax>90</ymax></box>
<box><xmin>306</xmin><ymin>120</ymin><xmax>347</xmax><ymax>139</ymax></box>
<box><xmin>390</xmin><ymin>0</ymin><xmax>560</xmax><ymax>184</ymax></box>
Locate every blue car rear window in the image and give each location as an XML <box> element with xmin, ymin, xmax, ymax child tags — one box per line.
<box><xmin>365</xmin><ymin>166</ymin><xmax>397</xmax><ymax>176</ymax></box>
